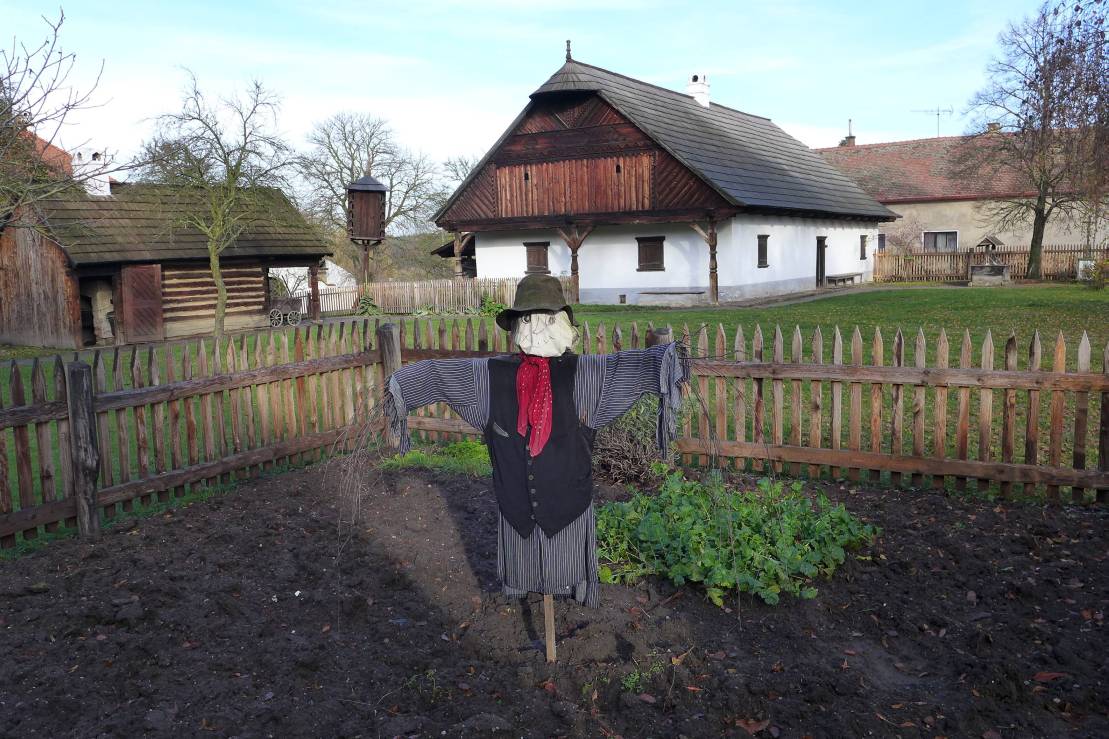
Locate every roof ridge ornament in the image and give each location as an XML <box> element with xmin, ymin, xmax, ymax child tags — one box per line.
<box><xmin>565</xmin><ymin>39</ymin><xmax>572</xmax><ymax>62</ymax></box>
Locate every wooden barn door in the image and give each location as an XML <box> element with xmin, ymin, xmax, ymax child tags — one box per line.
<box><xmin>120</xmin><ymin>264</ymin><xmax>165</xmax><ymax>343</ymax></box>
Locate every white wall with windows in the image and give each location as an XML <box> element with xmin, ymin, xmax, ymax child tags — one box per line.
<box><xmin>473</xmin><ymin>216</ymin><xmax>879</xmax><ymax>304</ymax></box>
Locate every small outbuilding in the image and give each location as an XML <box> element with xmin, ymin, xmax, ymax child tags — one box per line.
<box><xmin>0</xmin><ymin>182</ymin><xmax>330</xmax><ymax>348</ymax></box>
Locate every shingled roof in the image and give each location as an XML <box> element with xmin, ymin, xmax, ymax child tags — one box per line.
<box><xmin>37</xmin><ymin>182</ymin><xmax>330</xmax><ymax>266</ymax></box>
<box><xmin>436</xmin><ymin>58</ymin><xmax>895</xmax><ymax>222</ymax></box>
<box><xmin>817</xmin><ymin>135</ymin><xmax>1035</xmax><ymax>203</ymax></box>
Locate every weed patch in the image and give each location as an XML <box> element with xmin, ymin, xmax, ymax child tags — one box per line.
<box><xmin>380</xmin><ymin>440</ymin><xmax>492</xmax><ymax>477</ymax></box>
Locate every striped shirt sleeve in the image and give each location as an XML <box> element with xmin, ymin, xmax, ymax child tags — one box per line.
<box><xmin>384</xmin><ymin>359</ymin><xmax>490</xmax><ymax>453</ymax></box>
<box><xmin>576</xmin><ymin>342</ymin><xmax>690</xmax><ymax>454</ymax></box>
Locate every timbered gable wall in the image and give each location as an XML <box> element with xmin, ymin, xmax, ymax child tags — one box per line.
<box><xmin>0</xmin><ymin>217</ymin><xmax>82</xmax><ymax>349</ymax></box>
<box><xmin>161</xmin><ymin>263</ymin><xmax>268</xmax><ymax>338</ymax></box>
<box><xmin>439</xmin><ymin>93</ymin><xmax>729</xmax><ymax>226</ymax></box>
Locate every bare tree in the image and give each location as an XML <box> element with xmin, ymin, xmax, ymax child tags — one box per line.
<box><xmin>137</xmin><ymin>73</ymin><xmax>292</xmax><ymax>337</ymax></box>
<box><xmin>1</xmin><ymin>11</ymin><xmax>116</xmax><ymax>231</ymax></box>
<box><xmin>963</xmin><ymin>0</ymin><xmax>1108</xmax><ymax>278</ymax></box>
<box><xmin>295</xmin><ymin>112</ymin><xmax>446</xmax><ymax>282</ymax></box>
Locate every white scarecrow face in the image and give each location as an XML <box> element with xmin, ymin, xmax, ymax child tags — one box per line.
<box><xmin>512</xmin><ymin>310</ymin><xmax>575</xmax><ymax>357</ymax></box>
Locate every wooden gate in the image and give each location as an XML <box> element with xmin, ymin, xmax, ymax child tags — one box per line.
<box><xmin>120</xmin><ymin>264</ymin><xmax>165</xmax><ymax>343</ymax></box>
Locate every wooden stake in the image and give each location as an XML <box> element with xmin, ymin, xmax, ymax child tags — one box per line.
<box><xmin>543</xmin><ymin>594</ymin><xmax>556</xmax><ymax>663</ymax></box>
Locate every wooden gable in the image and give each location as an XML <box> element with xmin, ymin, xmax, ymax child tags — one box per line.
<box><xmin>438</xmin><ymin>93</ymin><xmax>729</xmax><ymax>227</ymax></box>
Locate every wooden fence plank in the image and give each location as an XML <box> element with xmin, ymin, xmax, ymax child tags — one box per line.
<box><xmin>716</xmin><ymin>324</ymin><xmax>728</xmax><ymax>462</ymax></box>
<box><xmin>955</xmin><ymin>331</ymin><xmax>972</xmax><ymax>492</ymax></box>
<box><xmin>1047</xmin><ymin>333</ymin><xmax>1067</xmax><ymax>501</ymax></box>
<box><xmin>239</xmin><ymin>335</ymin><xmax>257</xmax><ymax>466</ymax></box>
<box><xmin>933</xmin><ymin>330</ymin><xmax>949</xmax><ymax>490</ymax></box>
<box><xmin>130</xmin><ymin>349</ymin><xmax>151</xmax><ymax>504</ymax></box>
<box><xmin>889</xmin><ymin>329</ymin><xmax>904</xmax><ymax>486</ymax></box>
<box><xmin>733</xmin><ymin>325</ymin><xmax>747</xmax><ymax>471</ymax></box>
<box><xmin>10</xmin><ymin>362</ymin><xmax>35</xmax><ymax>536</ymax></box>
<box><xmin>809</xmin><ymin>327</ymin><xmax>823</xmax><ymax>479</ymax></box>
<box><xmin>164</xmin><ymin>347</ymin><xmax>185</xmax><ymax>496</ymax></box>
<box><xmin>1073</xmin><ymin>332</ymin><xmax>1090</xmax><ymax>502</ymax></box>
<box><xmin>31</xmin><ymin>361</ymin><xmax>57</xmax><ymax>527</ymax></box>
<box><xmin>92</xmin><ymin>352</ymin><xmax>113</xmax><ymax>490</ymax></box>
<box><xmin>849</xmin><ymin>327</ymin><xmax>863</xmax><ymax>482</ymax></box>
<box><xmin>149</xmin><ymin>348</ymin><xmax>168</xmax><ymax>501</ymax></box>
<box><xmin>831</xmin><ymin>327</ymin><xmax>844</xmax><ymax>478</ymax></box>
<box><xmin>771</xmin><ymin>326</ymin><xmax>784</xmax><ymax>473</ymax></box>
<box><xmin>52</xmin><ymin>356</ymin><xmax>74</xmax><ymax>528</ymax></box>
<box><xmin>752</xmin><ymin>325</ymin><xmax>765</xmax><ymax>473</ymax></box>
<box><xmin>198</xmin><ymin>342</ymin><xmax>218</xmax><ymax>488</ymax></box>
<box><xmin>791</xmin><ymin>326</ymin><xmax>803</xmax><ymax>477</ymax></box>
<box><xmin>226</xmin><ymin>340</ymin><xmax>244</xmax><ymax>477</ymax></box>
<box><xmin>282</xmin><ymin>331</ymin><xmax>299</xmax><ymax>465</ymax></box>
<box><xmin>1025</xmin><ymin>331</ymin><xmax>1043</xmax><ymax>497</ymax></box>
<box><xmin>869</xmin><ymin>327</ymin><xmax>883</xmax><ymax>483</ymax></box>
<box><xmin>0</xmin><ymin>377</ymin><xmax>11</xmax><ymax>546</ymax></box>
<box><xmin>210</xmin><ymin>339</ymin><xmax>228</xmax><ymax>481</ymax></box>
<box><xmin>911</xmin><ymin>329</ymin><xmax>926</xmax><ymax>487</ymax></box>
<box><xmin>253</xmin><ymin>334</ymin><xmax>271</xmax><ymax>471</ymax></box>
<box><xmin>1000</xmin><ymin>333</ymin><xmax>1018</xmax><ymax>498</ymax></box>
<box><xmin>977</xmin><ymin>331</ymin><xmax>995</xmax><ymax>493</ymax></box>
<box><xmin>698</xmin><ymin>325</ymin><xmax>711</xmax><ymax>466</ymax></box>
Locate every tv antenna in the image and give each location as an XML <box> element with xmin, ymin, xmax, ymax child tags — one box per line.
<box><xmin>911</xmin><ymin>106</ymin><xmax>954</xmax><ymax>137</ymax></box>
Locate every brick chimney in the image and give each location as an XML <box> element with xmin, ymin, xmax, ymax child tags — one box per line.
<box><xmin>838</xmin><ymin>118</ymin><xmax>856</xmax><ymax>146</ymax></box>
<box><xmin>986</xmin><ymin>122</ymin><xmax>1001</xmax><ymax>133</ymax></box>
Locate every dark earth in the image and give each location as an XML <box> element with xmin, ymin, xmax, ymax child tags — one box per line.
<box><xmin>1</xmin><ymin>462</ymin><xmax>1106</xmax><ymax>738</ymax></box>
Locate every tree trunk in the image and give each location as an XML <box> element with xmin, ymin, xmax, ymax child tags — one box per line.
<box><xmin>1027</xmin><ymin>193</ymin><xmax>1049</xmax><ymax>280</ymax></box>
<box><xmin>209</xmin><ymin>245</ymin><xmax>227</xmax><ymax>338</ymax></box>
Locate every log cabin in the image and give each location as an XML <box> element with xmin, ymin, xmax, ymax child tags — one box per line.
<box><xmin>0</xmin><ymin>182</ymin><xmax>330</xmax><ymax>348</ymax></box>
<box><xmin>435</xmin><ymin>49</ymin><xmax>898</xmax><ymax>305</ymax></box>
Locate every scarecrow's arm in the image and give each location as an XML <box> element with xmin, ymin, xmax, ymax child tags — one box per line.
<box><xmin>383</xmin><ymin>359</ymin><xmax>489</xmax><ymax>453</ymax></box>
<box><xmin>575</xmin><ymin>341</ymin><xmax>690</xmax><ymax>455</ymax></box>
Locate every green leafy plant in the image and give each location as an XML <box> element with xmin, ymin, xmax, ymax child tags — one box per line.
<box><xmin>355</xmin><ymin>295</ymin><xmax>380</xmax><ymax>316</ymax></box>
<box><xmin>478</xmin><ymin>293</ymin><xmax>508</xmax><ymax>317</ymax></box>
<box><xmin>381</xmin><ymin>440</ymin><xmax>492</xmax><ymax>477</ymax></box>
<box><xmin>621</xmin><ymin>660</ymin><xmax>666</xmax><ymax>692</ymax></box>
<box><xmin>1080</xmin><ymin>258</ymin><xmax>1109</xmax><ymax>290</ymax></box>
<box><xmin>596</xmin><ymin>471</ymin><xmax>878</xmax><ymax>606</ymax></box>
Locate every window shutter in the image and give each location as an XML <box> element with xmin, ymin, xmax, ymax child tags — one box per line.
<box><xmin>860</xmin><ymin>235</ymin><xmax>868</xmax><ymax>260</ymax></box>
<box><xmin>757</xmin><ymin>234</ymin><xmax>769</xmax><ymax>268</ymax></box>
<box><xmin>524</xmin><ymin>242</ymin><xmax>550</xmax><ymax>274</ymax></box>
<box><xmin>636</xmin><ymin>236</ymin><xmax>665</xmax><ymax>271</ymax></box>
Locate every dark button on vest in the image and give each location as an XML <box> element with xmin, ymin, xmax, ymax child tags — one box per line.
<box><xmin>485</xmin><ymin>354</ymin><xmax>594</xmax><ymax>538</ymax></box>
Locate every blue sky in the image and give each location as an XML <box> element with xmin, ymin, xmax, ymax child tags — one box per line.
<box><xmin>6</xmin><ymin>0</ymin><xmax>1041</xmax><ymax>163</ymax></box>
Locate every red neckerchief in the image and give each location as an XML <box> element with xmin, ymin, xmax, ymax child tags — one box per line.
<box><xmin>516</xmin><ymin>354</ymin><xmax>552</xmax><ymax>457</ymax></box>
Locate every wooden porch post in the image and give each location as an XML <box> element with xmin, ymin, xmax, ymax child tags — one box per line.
<box><xmin>308</xmin><ymin>263</ymin><xmax>321</xmax><ymax>320</ymax></box>
<box><xmin>452</xmin><ymin>232</ymin><xmax>466</xmax><ymax>278</ymax></box>
<box><xmin>690</xmin><ymin>219</ymin><xmax>719</xmax><ymax>304</ymax></box>
<box><xmin>556</xmin><ymin>224</ymin><xmax>593</xmax><ymax>304</ymax></box>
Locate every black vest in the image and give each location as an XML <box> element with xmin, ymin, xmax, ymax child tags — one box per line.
<box><xmin>485</xmin><ymin>354</ymin><xmax>595</xmax><ymax>538</ymax></box>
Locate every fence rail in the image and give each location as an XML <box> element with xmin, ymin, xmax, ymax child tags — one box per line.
<box><xmin>2</xmin><ymin>316</ymin><xmax>1107</xmax><ymax>547</ymax></box>
<box><xmin>292</xmin><ymin>276</ymin><xmax>577</xmax><ymax>316</ymax></box>
<box><xmin>874</xmin><ymin>246</ymin><xmax>1108</xmax><ymax>282</ymax></box>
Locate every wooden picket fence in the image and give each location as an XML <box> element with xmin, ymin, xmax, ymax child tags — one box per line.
<box><xmin>292</xmin><ymin>276</ymin><xmax>577</xmax><ymax>316</ymax></box>
<box><xmin>874</xmin><ymin>245</ymin><xmax>1108</xmax><ymax>282</ymax></box>
<box><xmin>2</xmin><ymin>316</ymin><xmax>1107</xmax><ymax>547</ymax></box>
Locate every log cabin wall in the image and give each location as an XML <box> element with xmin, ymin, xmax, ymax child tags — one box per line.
<box><xmin>0</xmin><ymin>220</ymin><xmax>82</xmax><ymax>348</ymax></box>
<box><xmin>161</xmin><ymin>262</ymin><xmax>268</xmax><ymax>338</ymax></box>
<box><xmin>440</xmin><ymin>93</ymin><xmax>728</xmax><ymax>226</ymax></box>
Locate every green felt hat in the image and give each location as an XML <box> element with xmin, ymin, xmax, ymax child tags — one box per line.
<box><xmin>495</xmin><ymin>273</ymin><xmax>575</xmax><ymax>332</ymax></box>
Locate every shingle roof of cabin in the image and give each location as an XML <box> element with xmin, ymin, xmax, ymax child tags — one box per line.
<box><xmin>37</xmin><ymin>182</ymin><xmax>330</xmax><ymax>266</ymax></box>
<box><xmin>436</xmin><ymin>58</ymin><xmax>895</xmax><ymax>222</ymax></box>
<box><xmin>817</xmin><ymin>135</ymin><xmax>1035</xmax><ymax>203</ymax></box>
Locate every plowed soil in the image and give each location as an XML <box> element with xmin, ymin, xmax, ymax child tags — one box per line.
<box><xmin>1</xmin><ymin>464</ymin><xmax>1106</xmax><ymax>738</ymax></box>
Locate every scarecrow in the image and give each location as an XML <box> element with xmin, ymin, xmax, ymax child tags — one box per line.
<box><xmin>383</xmin><ymin>274</ymin><xmax>688</xmax><ymax>656</ymax></box>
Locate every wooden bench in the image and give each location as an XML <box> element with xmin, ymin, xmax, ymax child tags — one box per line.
<box><xmin>826</xmin><ymin>272</ymin><xmax>863</xmax><ymax>287</ymax></box>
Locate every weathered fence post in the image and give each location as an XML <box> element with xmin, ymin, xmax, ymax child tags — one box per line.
<box><xmin>377</xmin><ymin>323</ymin><xmax>403</xmax><ymax>447</ymax></box>
<box><xmin>64</xmin><ymin>362</ymin><xmax>101</xmax><ymax>541</ymax></box>
<box><xmin>646</xmin><ymin>327</ymin><xmax>673</xmax><ymax>347</ymax></box>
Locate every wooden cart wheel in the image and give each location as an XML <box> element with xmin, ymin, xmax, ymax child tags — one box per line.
<box><xmin>286</xmin><ymin>311</ymin><xmax>302</xmax><ymax>326</ymax></box>
<box><xmin>268</xmin><ymin>309</ymin><xmax>284</xmax><ymax>327</ymax></box>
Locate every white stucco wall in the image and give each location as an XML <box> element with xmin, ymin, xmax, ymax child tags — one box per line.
<box><xmin>474</xmin><ymin>217</ymin><xmax>879</xmax><ymax>305</ymax></box>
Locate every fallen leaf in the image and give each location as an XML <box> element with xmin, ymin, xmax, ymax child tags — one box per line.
<box><xmin>1033</xmin><ymin>671</ymin><xmax>1068</xmax><ymax>682</ymax></box>
<box><xmin>638</xmin><ymin>693</ymin><xmax>656</xmax><ymax>704</ymax></box>
<box><xmin>321</xmin><ymin>624</ymin><xmax>331</xmax><ymax>634</ymax></box>
<box><xmin>685</xmin><ymin>686</ymin><xmax>703</xmax><ymax>692</ymax></box>
<box><xmin>843</xmin><ymin>649</ymin><xmax>857</xmax><ymax>656</ymax></box>
<box><xmin>982</xmin><ymin>731</ymin><xmax>1002</xmax><ymax>739</ymax></box>
<box><xmin>540</xmin><ymin>679</ymin><xmax>557</xmax><ymax>695</ymax></box>
<box><xmin>736</xmin><ymin>718</ymin><xmax>770</xmax><ymax>735</ymax></box>
<box><xmin>707</xmin><ymin>650</ymin><xmax>726</xmax><ymax>660</ymax></box>
<box><xmin>635</xmin><ymin>595</ymin><xmax>649</xmax><ymax>604</ymax></box>
<box><xmin>771</xmin><ymin>661</ymin><xmax>784</xmax><ymax>673</ymax></box>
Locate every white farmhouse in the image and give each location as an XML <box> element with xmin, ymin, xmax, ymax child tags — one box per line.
<box><xmin>434</xmin><ymin>51</ymin><xmax>896</xmax><ymax>305</ymax></box>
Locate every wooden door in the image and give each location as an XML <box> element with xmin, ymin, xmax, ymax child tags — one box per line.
<box><xmin>120</xmin><ymin>264</ymin><xmax>165</xmax><ymax>343</ymax></box>
<box><xmin>816</xmin><ymin>236</ymin><xmax>827</xmax><ymax>287</ymax></box>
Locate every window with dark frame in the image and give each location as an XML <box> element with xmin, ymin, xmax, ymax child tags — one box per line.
<box><xmin>757</xmin><ymin>234</ymin><xmax>769</xmax><ymax>268</ymax></box>
<box><xmin>877</xmin><ymin>233</ymin><xmax>887</xmax><ymax>251</ymax></box>
<box><xmin>636</xmin><ymin>236</ymin><xmax>665</xmax><ymax>271</ymax></box>
<box><xmin>524</xmin><ymin>241</ymin><xmax>550</xmax><ymax>274</ymax></box>
<box><xmin>860</xmin><ymin>234</ymin><xmax>868</xmax><ymax>260</ymax></box>
<box><xmin>923</xmin><ymin>231</ymin><xmax>958</xmax><ymax>252</ymax></box>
